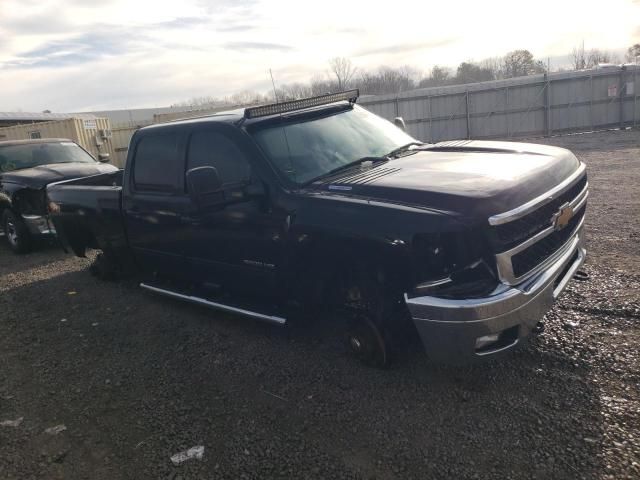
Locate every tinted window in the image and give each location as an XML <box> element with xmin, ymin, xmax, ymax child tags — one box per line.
<box><xmin>133</xmin><ymin>133</ymin><xmax>182</xmax><ymax>191</ymax></box>
<box><xmin>187</xmin><ymin>131</ymin><xmax>250</xmax><ymax>186</ymax></box>
<box><xmin>0</xmin><ymin>142</ymin><xmax>97</xmax><ymax>173</ymax></box>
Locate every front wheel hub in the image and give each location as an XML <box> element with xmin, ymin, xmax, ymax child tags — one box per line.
<box><xmin>347</xmin><ymin>318</ymin><xmax>388</xmax><ymax>367</ymax></box>
<box><xmin>5</xmin><ymin>220</ymin><xmax>18</xmax><ymax>245</ymax></box>
<box><xmin>349</xmin><ymin>336</ymin><xmax>363</xmax><ymax>353</ymax></box>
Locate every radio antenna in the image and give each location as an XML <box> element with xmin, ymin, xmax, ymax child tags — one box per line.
<box><xmin>269</xmin><ymin>68</ymin><xmax>279</xmax><ymax>103</ymax></box>
<box><xmin>268</xmin><ymin>69</ymin><xmax>294</xmax><ymax>180</ymax></box>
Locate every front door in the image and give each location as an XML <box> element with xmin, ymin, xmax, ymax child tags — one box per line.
<box><xmin>182</xmin><ymin>127</ymin><xmax>286</xmax><ymax>302</ymax></box>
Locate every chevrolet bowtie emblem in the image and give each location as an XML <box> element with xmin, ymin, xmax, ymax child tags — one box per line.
<box><xmin>552</xmin><ymin>203</ymin><xmax>574</xmax><ymax>231</ymax></box>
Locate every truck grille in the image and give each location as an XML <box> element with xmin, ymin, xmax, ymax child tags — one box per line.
<box><xmin>489</xmin><ymin>169</ymin><xmax>588</xmax><ymax>285</ymax></box>
<box><xmin>510</xmin><ymin>206</ymin><xmax>585</xmax><ymax>278</ymax></box>
<box><xmin>491</xmin><ymin>174</ymin><xmax>587</xmax><ymax>251</ymax></box>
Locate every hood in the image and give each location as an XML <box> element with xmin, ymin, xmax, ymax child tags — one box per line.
<box><xmin>307</xmin><ymin>140</ymin><xmax>581</xmax><ymax>222</ymax></box>
<box><xmin>1</xmin><ymin>162</ymin><xmax>119</xmax><ymax>189</ymax></box>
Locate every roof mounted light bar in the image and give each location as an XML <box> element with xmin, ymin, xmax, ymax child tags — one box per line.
<box><xmin>244</xmin><ymin>89</ymin><xmax>359</xmax><ymax>119</ymax></box>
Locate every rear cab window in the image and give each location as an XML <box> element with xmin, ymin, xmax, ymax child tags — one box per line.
<box><xmin>132</xmin><ymin>132</ymin><xmax>184</xmax><ymax>192</ymax></box>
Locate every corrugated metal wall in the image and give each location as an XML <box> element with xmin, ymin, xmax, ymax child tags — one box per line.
<box><xmin>360</xmin><ymin>65</ymin><xmax>640</xmax><ymax>142</ymax></box>
<box><xmin>88</xmin><ymin>66</ymin><xmax>640</xmax><ymax>165</ymax></box>
<box><xmin>0</xmin><ymin>117</ymin><xmax>118</xmax><ymax>165</ymax></box>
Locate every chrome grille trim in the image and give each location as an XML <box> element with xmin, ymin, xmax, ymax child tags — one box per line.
<box><xmin>496</xmin><ymin>214</ymin><xmax>585</xmax><ymax>285</ymax></box>
<box><xmin>489</xmin><ymin>163</ymin><xmax>587</xmax><ymax>226</ymax></box>
<box><xmin>496</xmin><ymin>186</ymin><xmax>588</xmax><ymax>260</ymax></box>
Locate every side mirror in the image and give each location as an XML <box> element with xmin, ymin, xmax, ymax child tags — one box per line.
<box><xmin>394</xmin><ymin>117</ymin><xmax>406</xmax><ymax>131</ymax></box>
<box><xmin>98</xmin><ymin>153</ymin><xmax>110</xmax><ymax>163</ymax></box>
<box><xmin>186</xmin><ymin>166</ymin><xmax>223</xmax><ymax>208</ymax></box>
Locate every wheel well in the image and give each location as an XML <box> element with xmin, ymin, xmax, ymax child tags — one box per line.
<box><xmin>288</xmin><ymin>237</ymin><xmax>410</xmax><ymax>315</ymax></box>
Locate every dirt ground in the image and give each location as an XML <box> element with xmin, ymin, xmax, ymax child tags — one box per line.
<box><xmin>1</xmin><ymin>129</ymin><xmax>638</xmax><ymax>480</ymax></box>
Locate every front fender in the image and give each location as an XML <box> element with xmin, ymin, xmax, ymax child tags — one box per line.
<box><xmin>281</xmin><ymin>193</ymin><xmax>467</xmax><ymax>309</ymax></box>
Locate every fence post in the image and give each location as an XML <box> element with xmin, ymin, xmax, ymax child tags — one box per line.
<box><xmin>619</xmin><ymin>67</ymin><xmax>625</xmax><ymax>129</ymax></box>
<box><xmin>635</xmin><ymin>66</ymin><xmax>637</xmax><ymax>128</ymax></box>
<box><xmin>545</xmin><ymin>74</ymin><xmax>552</xmax><ymax>137</ymax></box>
<box><xmin>590</xmin><ymin>75</ymin><xmax>594</xmax><ymax>131</ymax></box>
<box><xmin>465</xmin><ymin>90</ymin><xmax>471</xmax><ymax>139</ymax></box>
<box><xmin>428</xmin><ymin>96</ymin><xmax>433</xmax><ymax>143</ymax></box>
<box><xmin>505</xmin><ymin>86</ymin><xmax>510</xmax><ymax>138</ymax></box>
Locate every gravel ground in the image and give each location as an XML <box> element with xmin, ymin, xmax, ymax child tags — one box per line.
<box><xmin>1</xmin><ymin>129</ymin><xmax>639</xmax><ymax>480</ymax></box>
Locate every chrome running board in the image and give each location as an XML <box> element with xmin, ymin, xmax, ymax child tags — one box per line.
<box><xmin>139</xmin><ymin>283</ymin><xmax>286</xmax><ymax>326</ymax></box>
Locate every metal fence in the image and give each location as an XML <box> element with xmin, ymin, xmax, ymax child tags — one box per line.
<box><xmin>359</xmin><ymin>65</ymin><xmax>640</xmax><ymax>142</ymax></box>
<box><xmin>107</xmin><ymin>66</ymin><xmax>639</xmax><ymax>166</ymax></box>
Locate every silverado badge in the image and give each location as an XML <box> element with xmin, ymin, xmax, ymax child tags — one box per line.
<box><xmin>552</xmin><ymin>203</ymin><xmax>574</xmax><ymax>231</ymax></box>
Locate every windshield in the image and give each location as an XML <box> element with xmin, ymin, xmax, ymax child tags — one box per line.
<box><xmin>0</xmin><ymin>142</ymin><xmax>96</xmax><ymax>173</ymax></box>
<box><xmin>250</xmin><ymin>105</ymin><xmax>417</xmax><ymax>185</ymax></box>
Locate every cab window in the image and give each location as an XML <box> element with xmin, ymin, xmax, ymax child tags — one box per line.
<box><xmin>133</xmin><ymin>133</ymin><xmax>183</xmax><ymax>192</ymax></box>
<box><xmin>186</xmin><ymin>131</ymin><xmax>251</xmax><ymax>187</ymax></box>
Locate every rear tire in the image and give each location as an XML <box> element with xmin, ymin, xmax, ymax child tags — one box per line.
<box><xmin>3</xmin><ymin>210</ymin><xmax>32</xmax><ymax>254</ymax></box>
<box><xmin>89</xmin><ymin>252</ymin><xmax>119</xmax><ymax>281</ymax></box>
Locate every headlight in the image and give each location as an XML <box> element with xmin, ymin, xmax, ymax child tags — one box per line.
<box><xmin>16</xmin><ymin>190</ymin><xmax>47</xmax><ymax>215</ymax></box>
<box><xmin>409</xmin><ymin>231</ymin><xmax>498</xmax><ymax>299</ymax></box>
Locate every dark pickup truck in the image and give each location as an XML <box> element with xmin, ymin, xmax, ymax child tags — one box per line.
<box><xmin>0</xmin><ymin>139</ymin><xmax>117</xmax><ymax>253</ymax></box>
<box><xmin>47</xmin><ymin>90</ymin><xmax>588</xmax><ymax>365</ymax></box>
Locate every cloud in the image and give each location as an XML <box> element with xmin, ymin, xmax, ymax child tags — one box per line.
<box><xmin>2</xmin><ymin>14</ymin><xmax>71</xmax><ymax>35</ymax></box>
<box><xmin>354</xmin><ymin>39</ymin><xmax>459</xmax><ymax>57</ymax></box>
<box><xmin>217</xmin><ymin>24</ymin><xmax>257</xmax><ymax>32</ymax></box>
<box><xmin>1</xmin><ymin>28</ymin><xmax>145</xmax><ymax>69</ymax></box>
<box><xmin>223</xmin><ymin>41</ymin><xmax>293</xmax><ymax>52</ymax></box>
<box><xmin>154</xmin><ymin>16</ymin><xmax>210</xmax><ymax>29</ymax></box>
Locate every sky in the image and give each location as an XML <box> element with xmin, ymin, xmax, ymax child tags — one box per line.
<box><xmin>0</xmin><ymin>0</ymin><xmax>639</xmax><ymax>112</ymax></box>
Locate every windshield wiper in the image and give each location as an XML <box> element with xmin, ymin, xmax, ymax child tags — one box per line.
<box><xmin>325</xmin><ymin>156</ymin><xmax>388</xmax><ymax>176</ymax></box>
<box><xmin>385</xmin><ymin>142</ymin><xmax>426</xmax><ymax>158</ymax></box>
<box><xmin>304</xmin><ymin>156</ymin><xmax>388</xmax><ymax>185</ymax></box>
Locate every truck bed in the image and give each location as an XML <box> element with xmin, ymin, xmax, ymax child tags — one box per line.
<box><xmin>46</xmin><ymin>170</ymin><xmax>128</xmax><ymax>258</ymax></box>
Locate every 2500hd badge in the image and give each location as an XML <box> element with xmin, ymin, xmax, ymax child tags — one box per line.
<box><xmin>46</xmin><ymin>90</ymin><xmax>588</xmax><ymax>366</ymax></box>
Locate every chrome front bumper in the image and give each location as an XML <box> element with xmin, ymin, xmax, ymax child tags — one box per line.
<box><xmin>22</xmin><ymin>214</ymin><xmax>56</xmax><ymax>236</ymax></box>
<box><xmin>406</xmin><ymin>229</ymin><xmax>586</xmax><ymax>364</ymax></box>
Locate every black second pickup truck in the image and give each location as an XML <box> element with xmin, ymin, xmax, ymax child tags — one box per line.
<box><xmin>47</xmin><ymin>90</ymin><xmax>588</xmax><ymax>366</ymax></box>
<box><xmin>0</xmin><ymin>139</ymin><xmax>117</xmax><ymax>253</ymax></box>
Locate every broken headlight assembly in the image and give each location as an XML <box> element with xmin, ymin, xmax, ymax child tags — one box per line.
<box><xmin>15</xmin><ymin>189</ymin><xmax>47</xmax><ymax>215</ymax></box>
<box><xmin>408</xmin><ymin>231</ymin><xmax>498</xmax><ymax>300</ymax></box>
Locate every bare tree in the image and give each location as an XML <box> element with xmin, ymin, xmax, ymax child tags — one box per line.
<box><xmin>572</xmin><ymin>43</ymin><xmax>587</xmax><ymax>70</ymax></box>
<box><xmin>479</xmin><ymin>57</ymin><xmax>504</xmax><ymax>79</ymax></box>
<box><xmin>417</xmin><ymin>65</ymin><xmax>453</xmax><ymax>88</ymax></box>
<box><xmin>309</xmin><ymin>74</ymin><xmax>338</xmax><ymax>96</ymax></box>
<box><xmin>626</xmin><ymin>43</ymin><xmax>640</xmax><ymax>63</ymax></box>
<box><xmin>430</xmin><ymin>65</ymin><xmax>452</xmax><ymax>84</ymax></box>
<box><xmin>271</xmin><ymin>82</ymin><xmax>314</xmax><ymax>101</ymax></box>
<box><xmin>455</xmin><ymin>61</ymin><xmax>495</xmax><ymax>83</ymax></box>
<box><xmin>587</xmin><ymin>49</ymin><xmax>618</xmax><ymax>68</ymax></box>
<box><xmin>171</xmin><ymin>95</ymin><xmax>222</xmax><ymax>108</ymax></box>
<box><xmin>502</xmin><ymin>50</ymin><xmax>545</xmax><ymax>78</ymax></box>
<box><xmin>226</xmin><ymin>90</ymin><xmax>267</xmax><ymax>106</ymax></box>
<box><xmin>355</xmin><ymin>66</ymin><xmax>417</xmax><ymax>95</ymax></box>
<box><xmin>328</xmin><ymin>57</ymin><xmax>357</xmax><ymax>90</ymax></box>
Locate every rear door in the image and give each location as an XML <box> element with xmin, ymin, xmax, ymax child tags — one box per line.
<box><xmin>122</xmin><ymin>129</ymin><xmax>192</xmax><ymax>279</ymax></box>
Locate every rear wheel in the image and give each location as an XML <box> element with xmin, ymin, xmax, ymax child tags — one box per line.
<box><xmin>3</xmin><ymin>210</ymin><xmax>32</xmax><ymax>254</ymax></box>
<box><xmin>89</xmin><ymin>251</ymin><xmax>119</xmax><ymax>281</ymax></box>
